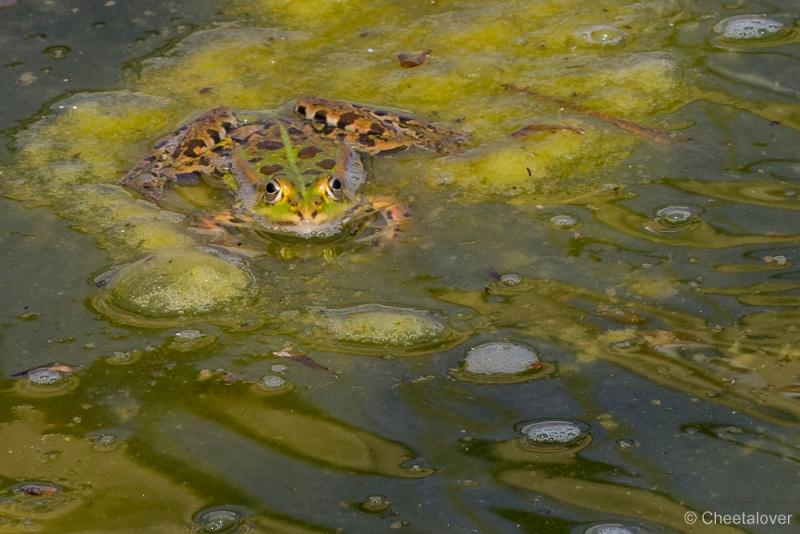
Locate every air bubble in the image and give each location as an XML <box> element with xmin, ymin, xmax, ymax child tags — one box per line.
<box><xmin>575</xmin><ymin>25</ymin><xmax>628</xmax><ymax>47</ymax></box>
<box><xmin>361</xmin><ymin>495</ymin><xmax>390</xmax><ymax>513</ymax></box>
<box><xmin>643</xmin><ymin>205</ymin><xmax>701</xmax><ymax>235</ymax></box>
<box><xmin>192</xmin><ymin>507</ymin><xmax>246</xmax><ymax>533</ymax></box>
<box><xmin>550</xmin><ymin>214</ymin><xmax>579</xmax><ymax>228</ymax></box>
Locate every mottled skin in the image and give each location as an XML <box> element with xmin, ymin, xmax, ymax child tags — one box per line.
<box><xmin>120</xmin><ymin>97</ymin><xmax>466</xmax><ymax>242</ymax></box>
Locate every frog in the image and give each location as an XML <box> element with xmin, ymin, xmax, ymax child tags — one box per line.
<box><xmin>120</xmin><ymin>97</ymin><xmax>467</xmax><ymax>247</ymax></box>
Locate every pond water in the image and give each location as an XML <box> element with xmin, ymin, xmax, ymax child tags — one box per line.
<box><xmin>1</xmin><ymin>0</ymin><xmax>799</xmax><ymax>532</ymax></box>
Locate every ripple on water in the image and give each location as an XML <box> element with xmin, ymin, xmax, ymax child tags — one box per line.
<box><xmin>451</xmin><ymin>342</ymin><xmax>555</xmax><ymax>384</ymax></box>
<box><xmin>361</xmin><ymin>495</ymin><xmax>391</xmax><ymax>513</ymax></box>
<box><xmin>575</xmin><ymin>25</ymin><xmax>628</xmax><ymax>47</ymax></box>
<box><xmin>642</xmin><ymin>204</ymin><xmax>701</xmax><ymax>235</ymax></box>
<box><xmin>192</xmin><ymin>506</ymin><xmax>247</xmax><ymax>533</ymax></box>
<box><xmin>580</xmin><ymin>523</ymin><xmax>650</xmax><ymax>534</ymax></box>
<box><xmin>517</xmin><ymin>419</ymin><xmax>592</xmax><ymax>452</ymax></box>
<box><xmin>712</xmin><ymin>14</ymin><xmax>794</xmax><ymax>45</ymax></box>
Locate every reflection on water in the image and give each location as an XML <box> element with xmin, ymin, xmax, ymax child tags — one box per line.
<box><xmin>0</xmin><ymin>0</ymin><xmax>799</xmax><ymax>531</ymax></box>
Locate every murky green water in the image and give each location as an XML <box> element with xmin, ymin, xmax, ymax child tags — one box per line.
<box><xmin>1</xmin><ymin>0</ymin><xmax>799</xmax><ymax>532</ymax></box>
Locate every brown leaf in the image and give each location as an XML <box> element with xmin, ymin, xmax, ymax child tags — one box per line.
<box><xmin>0</xmin><ymin>0</ymin><xmax>18</xmax><ymax>8</ymax></box>
<box><xmin>503</xmin><ymin>83</ymin><xmax>692</xmax><ymax>145</ymax></box>
<box><xmin>398</xmin><ymin>49</ymin><xmax>432</xmax><ymax>68</ymax></box>
<box><xmin>274</xmin><ymin>349</ymin><xmax>339</xmax><ymax>378</ymax></box>
<box><xmin>511</xmin><ymin>123</ymin><xmax>587</xmax><ymax>138</ymax></box>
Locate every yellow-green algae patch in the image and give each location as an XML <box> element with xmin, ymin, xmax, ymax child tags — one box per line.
<box><xmin>96</xmin><ymin>249</ymin><xmax>253</xmax><ymax>319</ymax></box>
<box><xmin>134</xmin><ymin>26</ymin><xmax>310</xmax><ymax>110</ymax></box>
<box><xmin>10</xmin><ymin>91</ymin><xmax>178</xmax><ymax>196</ymax></box>
<box><xmin>316</xmin><ymin>304</ymin><xmax>451</xmax><ymax>350</ymax></box>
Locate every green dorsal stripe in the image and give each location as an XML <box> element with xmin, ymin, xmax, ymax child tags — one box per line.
<box><xmin>277</xmin><ymin>123</ymin><xmax>305</xmax><ymax>194</ymax></box>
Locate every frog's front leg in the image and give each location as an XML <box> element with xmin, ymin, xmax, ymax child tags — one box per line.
<box><xmin>354</xmin><ymin>196</ymin><xmax>411</xmax><ymax>248</ymax></box>
<box><xmin>120</xmin><ymin>108</ymin><xmax>239</xmax><ymax>201</ymax></box>
<box><xmin>187</xmin><ymin>209</ymin><xmax>250</xmax><ymax>236</ymax></box>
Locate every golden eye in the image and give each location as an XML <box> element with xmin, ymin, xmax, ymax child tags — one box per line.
<box><xmin>263</xmin><ymin>179</ymin><xmax>283</xmax><ymax>204</ymax></box>
<box><xmin>326</xmin><ymin>176</ymin><xmax>344</xmax><ymax>200</ymax></box>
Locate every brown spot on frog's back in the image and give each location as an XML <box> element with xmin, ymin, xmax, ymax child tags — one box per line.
<box><xmin>257</xmin><ymin>139</ymin><xmax>284</xmax><ymax>150</ymax></box>
<box><xmin>260</xmin><ymin>164</ymin><xmax>283</xmax><ymax>175</ymax></box>
<box><xmin>182</xmin><ymin>138</ymin><xmax>209</xmax><ymax>157</ymax></box>
<box><xmin>336</xmin><ymin>111</ymin><xmax>360</xmax><ymax>129</ymax></box>
<box><xmin>316</xmin><ymin>159</ymin><xmax>337</xmax><ymax>170</ymax></box>
<box><xmin>297</xmin><ymin>146</ymin><xmax>322</xmax><ymax>159</ymax></box>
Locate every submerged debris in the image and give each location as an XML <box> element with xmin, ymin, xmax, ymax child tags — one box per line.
<box><xmin>503</xmin><ymin>83</ymin><xmax>691</xmax><ymax>144</ymax></box>
<box><xmin>511</xmin><ymin>123</ymin><xmax>587</xmax><ymax>138</ymax></box>
<box><xmin>398</xmin><ymin>48</ymin><xmax>432</xmax><ymax>68</ymax></box>
<box><xmin>273</xmin><ymin>348</ymin><xmax>339</xmax><ymax>378</ymax></box>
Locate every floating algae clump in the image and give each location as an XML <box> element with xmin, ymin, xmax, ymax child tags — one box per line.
<box><xmin>10</xmin><ymin>91</ymin><xmax>177</xmax><ymax>198</ymax></box>
<box><xmin>319</xmin><ymin>304</ymin><xmax>446</xmax><ymax>348</ymax></box>
<box><xmin>96</xmin><ymin>249</ymin><xmax>253</xmax><ymax>320</ymax></box>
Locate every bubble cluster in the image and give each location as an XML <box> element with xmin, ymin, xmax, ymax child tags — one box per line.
<box><xmin>464</xmin><ymin>342</ymin><xmax>541</xmax><ymax>374</ymax></box>
<box><xmin>713</xmin><ymin>15</ymin><xmax>790</xmax><ymax>43</ymax></box>
<box><xmin>14</xmin><ymin>365</ymin><xmax>78</xmax><ymax>397</ymax></box>
<box><xmin>452</xmin><ymin>342</ymin><xmax>553</xmax><ymax>384</ymax></box>
<box><xmin>27</xmin><ymin>368</ymin><xmax>62</xmax><ymax>385</ymax></box>
<box><xmin>169</xmin><ymin>329</ymin><xmax>216</xmax><ymax>352</ymax></box>
<box><xmin>319</xmin><ymin>304</ymin><xmax>448</xmax><ymax>350</ymax></box>
<box><xmin>518</xmin><ymin>419</ymin><xmax>591</xmax><ymax>450</ymax></box>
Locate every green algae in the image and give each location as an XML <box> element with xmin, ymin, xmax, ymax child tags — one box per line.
<box><xmin>318</xmin><ymin>304</ymin><xmax>446</xmax><ymax>348</ymax></box>
<box><xmin>3</xmin><ymin>0</ymin><xmax>798</xmax><ymax>532</ymax></box>
<box><xmin>96</xmin><ymin>249</ymin><xmax>253</xmax><ymax>320</ymax></box>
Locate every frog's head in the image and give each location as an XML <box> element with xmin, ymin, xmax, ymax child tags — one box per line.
<box><xmin>256</xmin><ymin>171</ymin><xmax>356</xmax><ymax>227</ymax></box>
<box><xmin>228</xmin><ymin>123</ymin><xmax>366</xmax><ymax>236</ymax></box>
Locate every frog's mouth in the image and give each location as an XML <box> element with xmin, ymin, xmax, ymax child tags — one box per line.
<box><xmin>250</xmin><ymin>204</ymin><xmax>371</xmax><ymax>243</ymax></box>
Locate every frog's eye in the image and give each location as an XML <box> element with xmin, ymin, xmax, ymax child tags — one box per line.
<box><xmin>263</xmin><ymin>179</ymin><xmax>283</xmax><ymax>204</ymax></box>
<box><xmin>326</xmin><ymin>176</ymin><xmax>344</xmax><ymax>200</ymax></box>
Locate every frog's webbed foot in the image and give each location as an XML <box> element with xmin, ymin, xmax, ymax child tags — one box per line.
<box><xmin>120</xmin><ymin>108</ymin><xmax>240</xmax><ymax>201</ymax></box>
<box><xmin>294</xmin><ymin>97</ymin><xmax>468</xmax><ymax>156</ymax></box>
<box><xmin>353</xmin><ymin>197</ymin><xmax>411</xmax><ymax>248</ymax></box>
